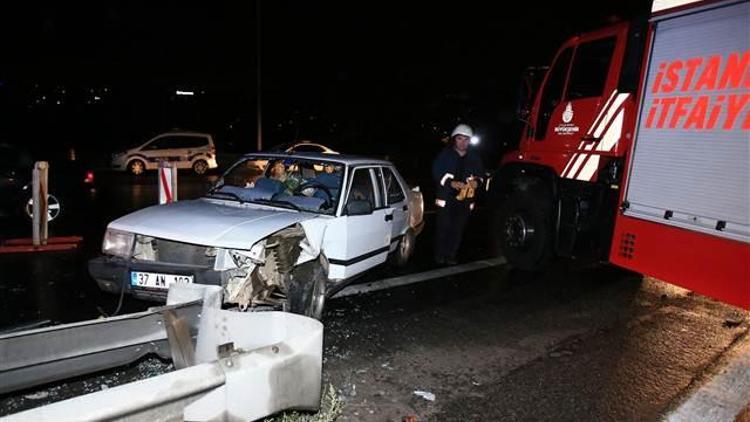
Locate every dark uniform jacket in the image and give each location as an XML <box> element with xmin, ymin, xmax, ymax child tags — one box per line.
<box><xmin>431</xmin><ymin>147</ymin><xmax>484</xmax><ymax>206</ymax></box>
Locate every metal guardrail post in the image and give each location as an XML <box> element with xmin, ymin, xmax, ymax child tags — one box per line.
<box><xmin>32</xmin><ymin>161</ymin><xmax>49</xmax><ymax>247</ymax></box>
<box><xmin>171</xmin><ymin>161</ymin><xmax>178</xmax><ymax>202</ymax></box>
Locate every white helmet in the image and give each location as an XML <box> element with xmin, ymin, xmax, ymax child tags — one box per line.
<box><xmin>451</xmin><ymin>124</ymin><xmax>474</xmax><ymax>138</ymax></box>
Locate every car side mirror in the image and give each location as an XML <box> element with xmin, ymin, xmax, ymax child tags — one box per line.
<box><xmin>345</xmin><ymin>199</ymin><xmax>373</xmax><ymax>216</ymax></box>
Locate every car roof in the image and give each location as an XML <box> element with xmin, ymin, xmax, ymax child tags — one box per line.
<box><xmin>156</xmin><ymin>131</ymin><xmax>212</xmax><ymax>138</ymax></box>
<box><xmin>268</xmin><ymin>140</ymin><xmax>334</xmax><ymax>151</ymax></box>
<box><xmin>240</xmin><ymin>152</ymin><xmax>393</xmax><ymax>167</ymax></box>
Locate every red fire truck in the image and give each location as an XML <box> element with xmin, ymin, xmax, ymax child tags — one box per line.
<box><xmin>492</xmin><ymin>0</ymin><xmax>749</xmax><ymax>309</ymax></box>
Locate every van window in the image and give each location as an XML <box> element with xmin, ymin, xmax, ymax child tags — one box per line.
<box><xmin>183</xmin><ymin>136</ymin><xmax>209</xmax><ymax>148</ymax></box>
<box><xmin>146</xmin><ymin>136</ymin><xmax>207</xmax><ymax>150</ymax></box>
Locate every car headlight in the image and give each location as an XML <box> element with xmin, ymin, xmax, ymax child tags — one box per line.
<box><xmin>102</xmin><ymin>228</ymin><xmax>135</xmax><ymax>258</ymax></box>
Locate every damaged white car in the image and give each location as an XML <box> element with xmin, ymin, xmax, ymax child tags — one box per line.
<box><xmin>89</xmin><ymin>153</ymin><xmax>424</xmax><ymax>319</ymax></box>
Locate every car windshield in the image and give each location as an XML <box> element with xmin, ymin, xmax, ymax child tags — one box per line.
<box><xmin>207</xmin><ymin>156</ymin><xmax>345</xmax><ymax>215</ymax></box>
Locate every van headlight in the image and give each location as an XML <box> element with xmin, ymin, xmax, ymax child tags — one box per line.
<box><xmin>102</xmin><ymin>228</ymin><xmax>135</xmax><ymax>258</ymax></box>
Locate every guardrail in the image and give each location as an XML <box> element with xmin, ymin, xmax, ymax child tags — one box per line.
<box><xmin>1</xmin><ymin>284</ymin><xmax>324</xmax><ymax>421</ymax></box>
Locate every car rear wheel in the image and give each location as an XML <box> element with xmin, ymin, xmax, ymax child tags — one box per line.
<box><xmin>287</xmin><ymin>257</ymin><xmax>327</xmax><ymax>320</ymax></box>
<box><xmin>390</xmin><ymin>228</ymin><xmax>416</xmax><ymax>267</ymax></box>
<box><xmin>128</xmin><ymin>159</ymin><xmax>146</xmax><ymax>176</ymax></box>
<box><xmin>25</xmin><ymin>194</ymin><xmax>61</xmax><ymax>222</ymax></box>
<box><xmin>192</xmin><ymin>160</ymin><xmax>208</xmax><ymax>175</ymax></box>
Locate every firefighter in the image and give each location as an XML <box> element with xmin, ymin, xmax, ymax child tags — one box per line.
<box><xmin>431</xmin><ymin>124</ymin><xmax>484</xmax><ymax>265</ymax></box>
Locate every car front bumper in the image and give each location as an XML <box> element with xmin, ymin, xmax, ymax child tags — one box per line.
<box><xmin>88</xmin><ymin>255</ymin><xmax>223</xmax><ymax>302</ymax></box>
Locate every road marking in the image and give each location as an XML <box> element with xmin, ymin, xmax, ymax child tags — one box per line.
<box><xmin>332</xmin><ymin>256</ymin><xmax>507</xmax><ymax>299</ymax></box>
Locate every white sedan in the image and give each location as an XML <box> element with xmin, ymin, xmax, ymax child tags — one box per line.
<box><xmin>89</xmin><ymin>153</ymin><xmax>424</xmax><ymax>319</ymax></box>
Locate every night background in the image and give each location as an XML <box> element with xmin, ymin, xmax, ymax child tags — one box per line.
<box><xmin>2</xmin><ymin>2</ymin><xmax>750</xmax><ymax>420</ymax></box>
<box><xmin>0</xmin><ymin>1</ymin><xmax>651</xmax><ymax>172</ymax></box>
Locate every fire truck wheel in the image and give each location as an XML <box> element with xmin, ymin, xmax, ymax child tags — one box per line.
<box><xmin>287</xmin><ymin>258</ymin><xmax>327</xmax><ymax>320</ymax></box>
<box><xmin>497</xmin><ymin>191</ymin><xmax>552</xmax><ymax>271</ymax></box>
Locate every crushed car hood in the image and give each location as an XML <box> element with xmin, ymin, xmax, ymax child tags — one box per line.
<box><xmin>108</xmin><ymin>198</ymin><xmax>320</xmax><ymax>250</ymax></box>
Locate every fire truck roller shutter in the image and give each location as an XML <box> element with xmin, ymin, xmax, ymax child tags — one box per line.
<box><xmin>623</xmin><ymin>0</ymin><xmax>750</xmax><ymax>244</ymax></box>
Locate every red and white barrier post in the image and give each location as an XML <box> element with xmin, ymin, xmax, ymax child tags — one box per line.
<box><xmin>158</xmin><ymin>161</ymin><xmax>178</xmax><ymax>204</ymax></box>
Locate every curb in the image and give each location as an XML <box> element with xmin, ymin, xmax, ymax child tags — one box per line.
<box><xmin>666</xmin><ymin>330</ymin><xmax>750</xmax><ymax>421</ymax></box>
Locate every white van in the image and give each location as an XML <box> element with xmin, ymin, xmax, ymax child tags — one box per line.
<box><xmin>111</xmin><ymin>132</ymin><xmax>218</xmax><ymax>175</ymax></box>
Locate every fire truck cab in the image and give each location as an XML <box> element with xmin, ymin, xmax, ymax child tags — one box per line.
<box><xmin>493</xmin><ymin>0</ymin><xmax>749</xmax><ymax>309</ymax></box>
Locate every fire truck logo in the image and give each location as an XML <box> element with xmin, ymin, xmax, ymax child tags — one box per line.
<box><xmin>562</xmin><ymin>102</ymin><xmax>574</xmax><ymax>123</ymax></box>
<box><xmin>554</xmin><ymin>102</ymin><xmax>580</xmax><ymax>136</ymax></box>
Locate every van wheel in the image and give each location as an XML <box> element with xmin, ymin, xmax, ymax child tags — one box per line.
<box><xmin>128</xmin><ymin>159</ymin><xmax>146</xmax><ymax>176</ymax></box>
<box><xmin>287</xmin><ymin>258</ymin><xmax>327</xmax><ymax>320</ymax></box>
<box><xmin>497</xmin><ymin>191</ymin><xmax>552</xmax><ymax>271</ymax></box>
<box><xmin>390</xmin><ymin>228</ymin><xmax>416</xmax><ymax>267</ymax></box>
<box><xmin>192</xmin><ymin>160</ymin><xmax>208</xmax><ymax>175</ymax></box>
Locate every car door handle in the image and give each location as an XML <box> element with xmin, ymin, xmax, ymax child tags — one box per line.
<box><xmin>384</xmin><ymin>214</ymin><xmax>393</xmax><ymax>221</ymax></box>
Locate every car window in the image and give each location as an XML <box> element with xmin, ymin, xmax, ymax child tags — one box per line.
<box><xmin>223</xmin><ymin>159</ymin><xmax>265</xmax><ymax>187</ymax></box>
<box><xmin>382</xmin><ymin>167</ymin><xmax>406</xmax><ymax>204</ymax></box>
<box><xmin>212</xmin><ymin>156</ymin><xmax>344</xmax><ymax>215</ymax></box>
<box><xmin>347</xmin><ymin>168</ymin><xmax>376</xmax><ymax>211</ymax></box>
<box><xmin>374</xmin><ymin>168</ymin><xmax>386</xmax><ymax>208</ymax></box>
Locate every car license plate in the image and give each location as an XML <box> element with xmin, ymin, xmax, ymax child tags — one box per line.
<box><xmin>130</xmin><ymin>271</ymin><xmax>193</xmax><ymax>289</ymax></box>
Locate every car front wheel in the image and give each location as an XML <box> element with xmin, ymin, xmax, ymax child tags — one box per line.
<box><xmin>287</xmin><ymin>257</ymin><xmax>327</xmax><ymax>320</ymax></box>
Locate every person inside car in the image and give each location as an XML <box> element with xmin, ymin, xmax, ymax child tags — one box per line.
<box><xmin>253</xmin><ymin>159</ymin><xmax>300</xmax><ymax>195</ymax></box>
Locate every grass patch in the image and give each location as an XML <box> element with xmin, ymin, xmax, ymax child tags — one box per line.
<box><xmin>265</xmin><ymin>384</ymin><xmax>344</xmax><ymax>422</ymax></box>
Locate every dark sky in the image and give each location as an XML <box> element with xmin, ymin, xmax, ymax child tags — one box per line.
<box><xmin>1</xmin><ymin>2</ymin><xmax>651</xmax><ymax>88</ymax></box>
<box><xmin>0</xmin><ymin>1</ymin><xmax>652</xmax><ymax>155</ymax></box>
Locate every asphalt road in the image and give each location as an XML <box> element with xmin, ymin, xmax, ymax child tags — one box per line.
<box><xmin>0</xmin><ymin>172</ymin><xmax>747</xmax><ymax>421</ymax></box>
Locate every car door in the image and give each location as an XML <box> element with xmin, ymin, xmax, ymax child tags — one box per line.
<box><xmin>324</xmin><ymin>166</ymin><xmax>393</xmax><ymax>279</ymax></box>
<box><xmin>378</xmin><ymin>166</ymin><xmax>409</xmax><ymax>249</ymax></box>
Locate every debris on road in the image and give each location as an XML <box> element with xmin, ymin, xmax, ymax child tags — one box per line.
<box><xmin>413</xmin><ymin>390</ymin><xmax>435</xmax><ymax>402</ymax></box>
